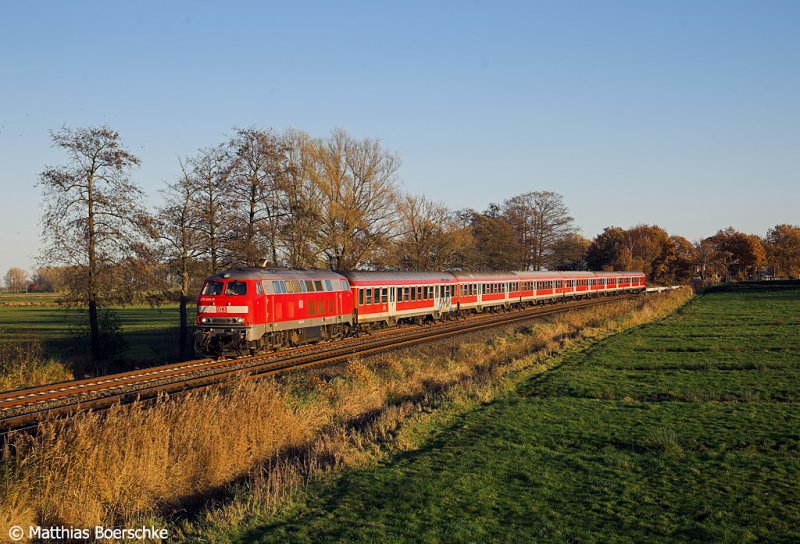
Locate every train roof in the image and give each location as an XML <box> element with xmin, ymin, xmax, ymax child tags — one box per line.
<box><xmin>336</xmin><ymin>270</ymin><xmax>456</xmax><ymax>284</ymax></box>
<box><xmin>208</xmin><ymin>267</ymin><xmax>347</xmax><ymax>281</ymax></box>
<box><xmin>450</xmin><ymin>271</ymin><xmax>519</xmax><ymax>280</ymax></box>
<box><xmin>453</xmin><ymin>270</ymin><xmax>644</xmax><ymax>280</ymax></box>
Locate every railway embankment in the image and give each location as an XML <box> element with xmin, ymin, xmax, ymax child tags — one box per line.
<box><xmin>0</xmin><ymin>289</ymin><xmax>691</xmax><ymax>540</ymax></box>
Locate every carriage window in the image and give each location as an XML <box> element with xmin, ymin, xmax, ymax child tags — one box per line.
<box><xmin>315</xmin><ymin>280</ymin><xmax>323</xmax><ymax>291</ymax></box>
<box><xmin>416</xmin><ymin>286</ymin><xmax>421</xmax><ymax>300</ymax></box>
<box><xmin>410</xmin><ymin>286</ymin><xmax>416</xmax><ymax>301</ymax></box>
<box><xmin>390</xmin><ymin>287</ymin><xmax>395</xmax><ymax>303</ymax></box>
<box><xmin>366</xmin><ymin>289</ymin><xmax>372</xmax><ymax>305</ymax></box>
<box><xmin>373</xmin><ymin>288</ymin><xmax>380</xmax><ymax>303</ymax></box>
<box><xmin>225</xmin><ymin>281</ymin><xmax>247</xmax><ymax>296</ymax></box>
<box><xmin>202</xmin><ymin>281</ymin><xmax>224</xmax><ymax>295</ymax></box>
<box><xmin>381</xmin><ymin>288</ymin><xmax>388</xmax><ymax>303</ymax></box>
<box><xmin>358</xmin><ymin>289</ymin><xmax>364</xmax><ymax>306</ymax></box>
<box><xmin>325</xmin><ymin>280</ymin><xmax>332</xmax><ymax>291</ymax></box>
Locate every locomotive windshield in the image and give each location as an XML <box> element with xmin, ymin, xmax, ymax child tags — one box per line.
<box><xmin>202</xmin><ymin>281</ymin><xmax>224</xmax><ymax>295</ymax></box>
<box><xmin>225</xmin><ymin>281</ymin><xmax>248</xmax><ymax>296</ymax></box>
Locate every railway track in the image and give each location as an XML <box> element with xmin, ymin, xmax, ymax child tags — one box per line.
<box><xmin>0</xmin><ymin>294</ymin><xmax>638</xmax><ymax>432</ymax></box>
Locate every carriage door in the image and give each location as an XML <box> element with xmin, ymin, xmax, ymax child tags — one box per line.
<box><xmin>440</xmin><ymin>283</ymin><xmax>452</xmax><ymax>313</ymax></box>
<box><xmin>388</xmin><ymin>286</ymin><xmax>396</xmax><ymax>317</ymax></box>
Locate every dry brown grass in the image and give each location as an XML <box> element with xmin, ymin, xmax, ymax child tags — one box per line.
<box><xmin>0</xmin><ymin>337</ymin><xmax>73</xmax><ymax>392</ymax></box>
<box><xmin>0</xmin><ymin>290</ymin><xmax>692</xmax><ymax>540</ymax></box>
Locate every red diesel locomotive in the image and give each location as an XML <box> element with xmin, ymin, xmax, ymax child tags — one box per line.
<box><xmin>194</xmin><ymin>267</ymin><xmax>645</xmax><ymax>356</ymax></box>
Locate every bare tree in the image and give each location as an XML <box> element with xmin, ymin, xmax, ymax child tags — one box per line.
<box><xmin>314</xmin><ymin>129</ymin><xmax>401</xmax><ymax>269</ymax></box>
<box><xmin>281</xmin><ymin>128</ymin><xmax>325</xmax><ymax>267</ymax></box>
<box><xmin>3</xmin><ymin>268</ymin><xmax>28</xmax><ymax>293</ymax></box>
<box><xmin>502</xmin><ymin>191</ymin><xmax>576</xmax><ymax>270</ymax></box>
<box><xmin>32</xmin><ymin>266</ymin><xmax>68</xmax><ymax>292</ymax></box>
<box><xmin>39</xmin><ymin>126</ymin><xmax>147</xmax><ymax>360</ymax></box>
<box><xmin>390</xmin><ymin>194</ymin><xmax>472</xmax><ymax>270</ymax></box>
<box><xmin>228</xmin><ymin>128</ymin><xmax>290</xmax><ymax>266</ymax></box>
<box><xmin>157</xmin><ymin>159</ymin><xmax>206</xmax><ymax>358</ymax></box>
<box><xmin>189</xmin><ymin>144</ymin><xmax>234</xmax><ymax>272</ymax></box>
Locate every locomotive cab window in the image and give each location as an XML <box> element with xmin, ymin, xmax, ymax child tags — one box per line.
<box><xmin>325</xmin><ymin>280</ymin><xmax>333</xmax><ymax>291</ymax></box>
<box><xmin>225</xmin><ymin>281</ymin><xmax>247</xmax><ymax>296</ymax></box>
<box><xmin>202</xmin><ymin>281</ymin><xmax>224</xmax><ymax>295</ymax></box>
<box><xmin>256</xmin><ymin>281</ymin><xmax>263</xmax><ymax>295</ymax></box>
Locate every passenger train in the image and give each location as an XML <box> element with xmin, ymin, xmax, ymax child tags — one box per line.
<box><xmin>194</xmin><ymin>268</ymin><xmax>645</xmax><ymax>356</ymax></box>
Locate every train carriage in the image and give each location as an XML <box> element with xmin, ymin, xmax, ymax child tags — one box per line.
<box><xmin>450</xmin><ymin>272</ymin><xmax>518</xmax><ymax>313</ymax></box>
<box><xmin>337</xmin><ymin>270</ymin><xmax>457</xmax><ymax>327</ymax></box>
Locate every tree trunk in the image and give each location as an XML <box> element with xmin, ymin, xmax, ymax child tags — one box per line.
<box><xmin>179</xmin><ymin>294</ymin><xmax>188</xmax><ymax>359</ymax></box>
<box><xmin>87</xmin><ymin>171</ymin><xmax>101</xmax><ymax>361</ymax></box>
<box><xmin>88</xmin><ymin>298</ymin><xmax>100</xmax><ymax>360</ymax></box>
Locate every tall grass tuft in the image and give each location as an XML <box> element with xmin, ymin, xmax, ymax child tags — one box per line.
<box><xmin>0</xmin><ymin>334</ymin><xmax>73</xmax><ymax>392</ymax></box>
<box><xmin>0</xmin><ymin>289</ymin><xmax>692</xmax><ymax>536</ymax></box>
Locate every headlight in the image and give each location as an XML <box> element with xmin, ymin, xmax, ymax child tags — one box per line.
<box><xmin>235</xmin><ymin>317</ymin><xmax>245</xmax><ymax>324</ymax></box>
<box><xmin>200</xmin><ymin>317</ymin><xmax>210</xmax><ymax>324</ymax></box>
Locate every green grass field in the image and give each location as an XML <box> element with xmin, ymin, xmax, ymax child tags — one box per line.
<box><xmin>221</xmin><ymin>285</ymin><xmax>800</xmax><ymax>543</ymax></box>
<box><xmin>0</xmin><ymin>297</ymin><xmax>193</xmax><ymax>365</ymax></box>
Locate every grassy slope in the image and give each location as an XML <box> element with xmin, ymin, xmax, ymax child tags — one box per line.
<box><xmin>224</xmin><ymin>287</ymin><xmax>800</xmax><ymax>543</ymax></box>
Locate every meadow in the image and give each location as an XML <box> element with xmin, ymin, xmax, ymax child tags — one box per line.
<box><xmin>216</xmin><ymin>284</ymin><xmax>800</xmax><ymax>543</ymax></box>
<box><xmin>0</xmin><ymin>293</ymin><xmax>191</xmax><ymax>385</ymax></box>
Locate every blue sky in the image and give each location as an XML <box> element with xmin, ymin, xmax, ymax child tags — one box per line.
<box><xmin>1</xmin><ymin>1</ymin><xmax>798</xmax><ymax>275</ymax></box>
